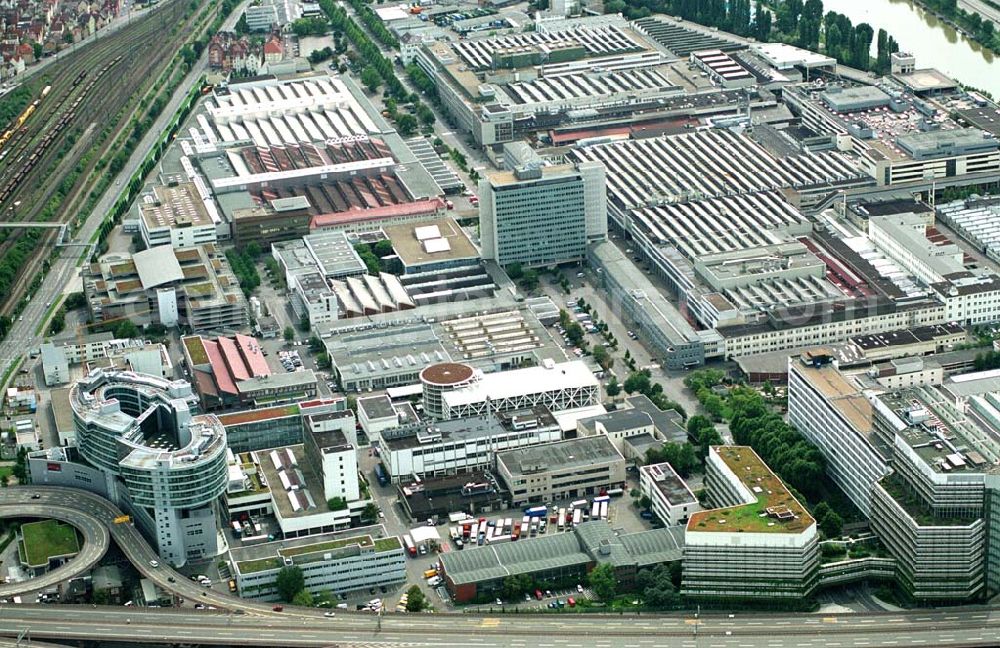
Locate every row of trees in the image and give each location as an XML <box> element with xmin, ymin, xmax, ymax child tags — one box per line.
<box><xmin>225</xmin><ymin>243</ymin><xmax>262</xmax><ymax>296</ymax></box>
<box><xmin>620</xmin><ymin>0</ymin><xmax>912</xmax><ymax>74</ymax></box>
<box><xmin>728</xmin><ymin>388</ymin><xmax>828</xmax><ymax>503</ymax></box>
<box><xmin>602</xmin><ymin>0</ymin><xmax>767</xmax><ymax>41</ymax></box>
<box><xmin>923</xmin><ymin>0</ymin><xmax>1000</xmax><ymax>54</ymax></box>
<box><xmin>318</xmin><ymin>0</ymin><xmax>434</xmax><ymax>136</ymax></box>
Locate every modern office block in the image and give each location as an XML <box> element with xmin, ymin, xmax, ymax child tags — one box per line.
<box><xmin>479</xmin><ymin>162</ymin><xmax>606</xmax><ymax>267</ymax></box>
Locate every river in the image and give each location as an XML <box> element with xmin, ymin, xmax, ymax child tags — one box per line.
<box><xmin>820</xmin><ymin>0</ymin><xmax>999</xmax><ymax>97</ymax></box>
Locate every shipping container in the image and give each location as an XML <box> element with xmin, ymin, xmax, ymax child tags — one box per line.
<box><xmin>600</xmin><ymin>501</ymin><xmax>609</xmax><ymax>520</ymax></box>
<box><xmin>557</xmin><ymin>508</ymin><xmax>567</xmax><ymax>531</ymax></box>
<box><xmin>524</xmin><ymin>506</ymin><xmax>547</xmax><ymax>518</ymax></box>
<box><xmin>572</xmin><ymin>509</ymin><xmax>582</xmax><ymax>527</ymax></box>
<box><xmin>403</xmin><ymin>535</ymin><xmax>416</xmax><ymax>557</ymax></box>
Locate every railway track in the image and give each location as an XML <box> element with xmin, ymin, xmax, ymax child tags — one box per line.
<box><xmin>0</xmin><ymin>0</ymin><xmax>208</xmax><ymax>313</ymax></box>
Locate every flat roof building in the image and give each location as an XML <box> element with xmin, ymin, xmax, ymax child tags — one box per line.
<box><xmin>231</xmin><ymin>528</ymin><xmax>405</xmax><ymax>600</ymax></box>
<box><xmin>479</xmin><ymin>162</ymin><xmax>607</xmax><ymax>268</ymax></box>
<box><xmin>640</xmin><ymin>461</ymin><xmax>700</xmax><ymax>526</ymax></box>
<box><xmin>382</xmin><ymin>217</ymin><xmax>480</xmax><ymax>275</ymax></box>
<box><xmin>683</xmin><ymin>446</ymin><xmax>818</xmax><ymax>602</ymax></box>
<box><xmin>378</xmin><ymin>405</ymin><xmax>562</xmax><ymax>482</ymax></box>
<box><xmin>83</xmin><ymin>244</ymin><xmax>249</xmax><ymax>331</ymax></box>
<box><xmin>438</xmin><ymin>359</ymin><xmax>600</xmax><ymax>419</ymax></box>
<box><xmin>327</xmin><ymin>323</ymin><xmax>450</xmax><ymax>393</ymax></box>
<box><xmin>138</xmin><ymin>182</ymin><xmax>219</xmax><ymax>250</ymax></box>
<box><xmin>440</xmin><ymin>520</ymin><xmax>684</xmax><ymax>603</ymax></box>
<box><xmin>496</xmin><ymin>435</ymin><xmax>626</xmax><ymax>507</ymax></box>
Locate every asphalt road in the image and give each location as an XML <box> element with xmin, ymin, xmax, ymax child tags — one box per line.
<box><xmin>0</xmin><ymin>503</ymin><xmax>109</xmax><ymax>598</ymax></box>
<box><xmin>3</xmin><ymin>602</ymin><xmax>1000</xmax><ymax>647</ymax></box>
<box><xmin>960</xmin><ymin>0</ymin><xmax>1000</xmax><ymax>25</ymax></box>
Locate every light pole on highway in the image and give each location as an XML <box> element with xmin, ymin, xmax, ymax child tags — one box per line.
<box><xmin>15</xmin><ymin>628</ymin><xmax>29</xmax><ymax>647</ymax></box>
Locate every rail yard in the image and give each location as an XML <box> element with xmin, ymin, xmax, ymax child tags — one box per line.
<box><xmin>0</xmin><ymin>0</ymin><xmax>212</xmax><ymax>315</ymax></box>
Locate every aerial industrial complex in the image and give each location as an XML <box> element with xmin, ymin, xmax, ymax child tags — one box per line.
<box><xmin>3</xmin><ymin>0</ymin><xmax>1000</xmax><ymax>643</ymax></box>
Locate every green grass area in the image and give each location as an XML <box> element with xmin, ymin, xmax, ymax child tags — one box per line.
<box><xmin>183</xmin><ymin>336</ymin><xmax>209</xmax><ymax>365</ymax></box>
<box><xmin>689</xmin><ymin>446</ymin><xmax>813</xmax><ymax>534</ymax></box>
<box><xmin>0</xmin><ymin>465</ymin><xmax>14</xmax><ymax>485</ymax></box>
<box><xmin>19</xmin><ymin>519</ymin><xmax>81</xmax><ymax>567</ymax></box>
<box><xmin>374</xmin><ymin>537</ymin><xmax>402</xmax><ymax>552</ymax></box>
<box><xmin>238</xmin><ymin>557</ymin><xmax>282</xmax><ymax>574</ymax></box>
<box><xmin>281</xmin><ymin>535</ymin><xmax>373</xmax><ymax>558</ymax></box>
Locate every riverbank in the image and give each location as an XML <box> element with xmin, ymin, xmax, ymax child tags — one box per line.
<box><xmin>911</xmin><ymin>0</ymin><xmax>1000</xmax><ymax>61</ymax></box>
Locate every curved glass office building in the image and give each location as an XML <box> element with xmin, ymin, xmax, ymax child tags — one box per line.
<box><xmin>71</xmin><ymin>369</ymin><xmax>228</xmax><ymax>566</ymax></box>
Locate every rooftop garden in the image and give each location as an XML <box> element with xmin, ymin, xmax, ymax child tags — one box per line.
<box><xmin>219</xmin><ymin>404</ymin><xmax>300</xmax><ymax>426</ymax></box>
<box><xmin>374</xmin><ymin>536</ymin><xmax>401</xmax><ymax>552</ymax></box>
<box><xmin>182</xmin><ymin>336</ymin><xmax>209</xmax><ymax>365</ymax></box>
<box><xmin>688</xmin><ymin>446</ymin><xmax>813</xmax><ymax>534</ymax></box>
<box><xmin>880</xmin><ymin>474</ymin><xmax>979</xmax><ymax>527</ymax></box>
<box><xmin>238</xmin><ymin>556</ymin><xmax>282</xmax><ymax>574</ymax></box>
<box><xmin>281</xmin><ymin>535</ymin><xmax>373</xmax><ymax>558</ymax></box>
<box><xmin>19</xmin><ymin>519</ymin><xmax>81</xmax><ymax>567</ymax></box>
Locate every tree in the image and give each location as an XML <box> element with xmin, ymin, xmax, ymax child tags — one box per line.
<box><xmin>284</xmin><ymin>326</ymin><xmax>295</xmax><ymax>342</ymax></box>
<box><xmin>32</xmin><ymin>42</ymin><xmax>42</xmax><ymax>60</ymax></box>
<box><xmin>606</xmin><ymin>376</ymin><xmax>621</xmax><ymax>398</ymax></box>
<box><xmin>327</xmin><ymin>496</ymin><xmax>348</xmax><ymax>511</ymax></box>
<box><xmin>623</xmin><ymin>371</ymin><xmax>651</xmax><ymax>395</ymax></box>
<box><xmin>637</xmin><ymin>564</ymin><xmax>678</xmax><ymax>609</ymax></box>
<box><xmin>502</xmin><ymin>573</ymin><xmax>533</xmax><ymax>600</ymax></box>
<box><xmin>234</xmin><ymin>12</ymin><xmax>250</xmax><ymax>34</ymax></box>
<box><xmin>114</xmin><ymin>319</ymin><xmax>140</xmax><ymax>340</ymax></box>
<box><xmin>65</xmin><ymin>292</ymin><xmax>88</xmax><ymax>310</ymax></box>
<box><xmin>316</xmin><ymin>352</ymin><xmax>332</xmax><ymax>370</ymax></box>
<box><xmin>565</xmin><ymin>321</ymin><xmax>584</xmax><ymax>346</ymax></box>
<box><xmin>520</xmin><ymin>269</ymin><xmax>539</xmax><ymax>292</ymax></box>
<box><xmin>417</xmin><ymin>104</ymin><xmax>435</xmax><ymax>127</ymax></box>
<box><xmin>506</xmin><ymin>263</ymin><xmax>524</xmax><ymax>280</ymax></box>
<box><xmin>360</xmin><ymin>65</ymin><xmax>381</xmax><ymax>92</ymax></box>
<box><xmin>92</xmin><ymin>588</ymin><xmax>111</xmax><ymax>605</ymax></box>
<box><xmin>396</xmin><ymin>113</ymin><xmax>418</xmax><ymax>136</ymax></box>
<box><xmin>292</xmin><ymin>589</ymin><xmax>314</xmax><ymax>607</ymax></box>
<box><xmin>360</xmin><ymin>502</ymin><xmax>379</xmax><ymax>524</ymax></box>
<box><xmin>276</xmin><ymin>566</ymin><xmax>305</xmax><ymax>602</ymax></box>
<box><xmin>592</xmin><ymin>344</ymin><xmax>613</xmax><ymax>371</ymax></box>
<box><xmin>405</xmin><ymin>584</ymin><xmax>426</xmax><ymax>612</ymax></box>
<box><xmin>373</xmin><ymin>239</ymin><xmax>394</xmax><ymax>257</ymax></box>
<box><xmin>587</xmin><ymin>563</ymin><xmax>617</xmax><ymax>601</ymax></box>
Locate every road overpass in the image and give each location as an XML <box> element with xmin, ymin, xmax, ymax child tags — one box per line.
<box><xmin>0</xmin><ymin>504</ymin><xmax>109</xmax><ymax>598</ymax></box>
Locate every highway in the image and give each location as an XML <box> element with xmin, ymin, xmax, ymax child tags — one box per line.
<box><xmin>3</xmin><ymin>602</ymin><xmax>1000</xmax><ymax>647</ymax></box>
<box><xmin>0</xmin><ymin>503</ymin><xmax>108</xmax><ymax>598</ymax></box>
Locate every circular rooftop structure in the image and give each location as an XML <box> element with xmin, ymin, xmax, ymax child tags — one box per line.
<box><xmin>420</xmin><ymin>362</ymin><xmax>477</xmax><ymax>387</ymax></box>
<box><xmin>420</xmin><ymin>362</ymin><xmax>478</xmax><ymax>420</ymax></box>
